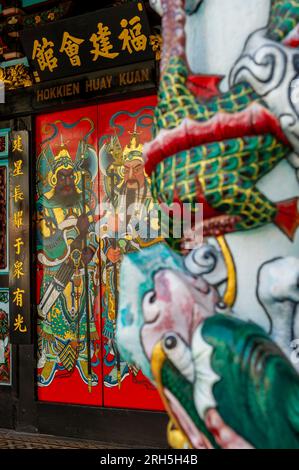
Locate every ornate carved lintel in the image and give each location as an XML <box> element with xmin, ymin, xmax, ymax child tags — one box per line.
<box><xmin>0</xmin><ymin>63</ymin><xmax>33</xmax><ymax>90</ymax></box>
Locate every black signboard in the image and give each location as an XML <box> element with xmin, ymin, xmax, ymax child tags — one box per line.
<box><xmin>9</xmin><ymin>131</ymin><xmax>31</xmax><ymax>344</ymax></box>
<box><xmin>21</xmin><ymin>1</ymin><xmax>154</xmax><ymax>83</ymax></box>
<box><xmin>32</xmin><ymin>60</ymin><xmax>156</xmax><ymax>108</ymax></box>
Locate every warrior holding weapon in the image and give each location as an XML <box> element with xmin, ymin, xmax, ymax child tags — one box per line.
<box><xmin>99</xmin><ymin>126</ymin><xmax>159</xmax><ymax>388</ymax></box>
<box><xmin>37</xmin><ymin>136</ymin><xmax>99</xmax><ymax>389</ymax></box>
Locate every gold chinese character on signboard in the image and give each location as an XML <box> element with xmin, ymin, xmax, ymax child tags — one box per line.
<box><xmin>150</xmin><ymin>33</ymin><xmax>162</xmax><ymax>61</ymax></box>
<box><xmin>119</xmin><ymin>16</ymin><xmax>147</xmax><ymax>54</ymax></box>
<box><xmin>12</xmin><ymin>135</ymin><xmax>23</xmax><ymax>153</ymax></box>
<box><xmin>13</xmin><ymin>314</ymin><xmax>27</xmax><ymax>333</ymax></box>
<box><xmin>32</xmin><ymin>37</ymin><xmax>58</xmax><ymax>72</ymax></box>
<box><xmin>13</xmin><ymin>160</ymin><xmax>24</xmax><ymax>177</ymax></box>
<box><xmin>90</xmin><ymin>23</ymin><xmax>119</xmax><ymax>61</ymax></box>
<box><xmin>13</xmin><ymin>261</ymin><xmax>25</xmax><ymax>280</ymax></box>
<box><xmin>14</xmin><ymin>211</ymin><xmax>24</xmax><ymax>229</ymax></box>
<box><xmin>60</xmin><ymin>32</ymin><xmax>84</xmax><ymax>67</ymax></box>
<box><xmin>14</xmin><ymin>238</ymin><xmax>24</xmax><ymax>255</ymax></box>
<box><xmin>13</xmin><ymin>288</ymin><xmax>25</xmax><ymax>308</ymax></box>
<box><xmin>12</xmin><ymin>185</ymin><xmax>24</xmax><ymax>203</ymax></box>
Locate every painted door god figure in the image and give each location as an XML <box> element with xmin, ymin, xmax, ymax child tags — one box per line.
<box><xmin>36</xmin><ymin>127</ymin><xmax>99</xmax><ymax>391</ymax></box>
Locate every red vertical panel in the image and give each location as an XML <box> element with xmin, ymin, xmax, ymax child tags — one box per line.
<box><xmin>36</xmin><ymin>106</ymin><xmax>103</xmax><ymax>406</ymax></box>
<box><xmin>98</xmin><ymin>95</ymin><xmax>164</xmax><ymax>411</ymax></box>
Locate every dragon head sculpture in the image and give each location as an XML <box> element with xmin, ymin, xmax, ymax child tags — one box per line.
<box><xmin>117</xmin><ymin>0</ymin><xmax>299</xmax><ymax>449</ymax></box>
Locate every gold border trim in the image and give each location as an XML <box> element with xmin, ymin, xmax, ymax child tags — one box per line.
<box><xmin>151</xmin><ymin>342</ymin><xmax>192</xmax><ymax>449</ymax></box>
<box><xmin>217</xmin><ymin>235</ymin><xmax>237</xmax><ymax>308</ymax></box>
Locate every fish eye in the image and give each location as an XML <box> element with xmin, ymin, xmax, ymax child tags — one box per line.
<box><xmin>164</xmin><ymin>334</ymin><xmax>177</xmax><ymax>350</ymax></box>
<box><xmin>149</xmin><ymin>292</ymin><xmax>156</xmax><ymax>304</ymax></box>
<box><xmin>216</xmin><ymin>301</ymin><xmax>228</xmax><ymax>312</ymax></box>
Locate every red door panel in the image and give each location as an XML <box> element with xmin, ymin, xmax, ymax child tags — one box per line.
<box><xmin>98</xmin><ymin>95</ymin><xmax>164</xmax><ymax>411</ymax></box>
<box><xmin>35</xmin><ymin>96</ymin><xmax>164</xmax><ymax>411</ymax></box>
<box><xmin>36</xmin><ymin>106</ymin><xmax>103</xmax><ymax>406</ymax></box>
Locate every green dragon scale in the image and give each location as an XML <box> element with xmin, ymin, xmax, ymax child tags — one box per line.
<box><xmin>145</xmin><ymin>0</ymin><xmax>299</xmax><ymax>243</ymax></box>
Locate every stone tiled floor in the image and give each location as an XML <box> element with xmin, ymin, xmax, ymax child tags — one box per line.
<box><xmin>0</xmin><ymin>429</ymin><xmax>141</xmax><ymax>449</ymax></box>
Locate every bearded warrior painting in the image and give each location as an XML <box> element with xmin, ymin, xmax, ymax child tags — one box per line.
<box><xmin>36</xmin><ymin>119</ymin><xmax>100</xmax><ymax>392</ymax></box>
<box><xmin>99</xmin><ymin>121</ymin><xmax>160</xmax><ymax>390</ymax></box>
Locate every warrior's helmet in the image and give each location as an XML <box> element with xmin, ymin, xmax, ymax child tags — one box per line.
<box><xmin>48</xmin><ymin>136</ymin><xmax>81</xmax><ymax>188</ymax></box>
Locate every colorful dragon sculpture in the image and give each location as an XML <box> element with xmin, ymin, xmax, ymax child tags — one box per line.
<box><xmin>145</xmin><ymin>0</ymin><xmax>299</xmax><ymax>243</ymax></box>
<box><xmin>116</xmin><ymin>0</ymin><xmax>299</xmax><ymax>449</ymax></box>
